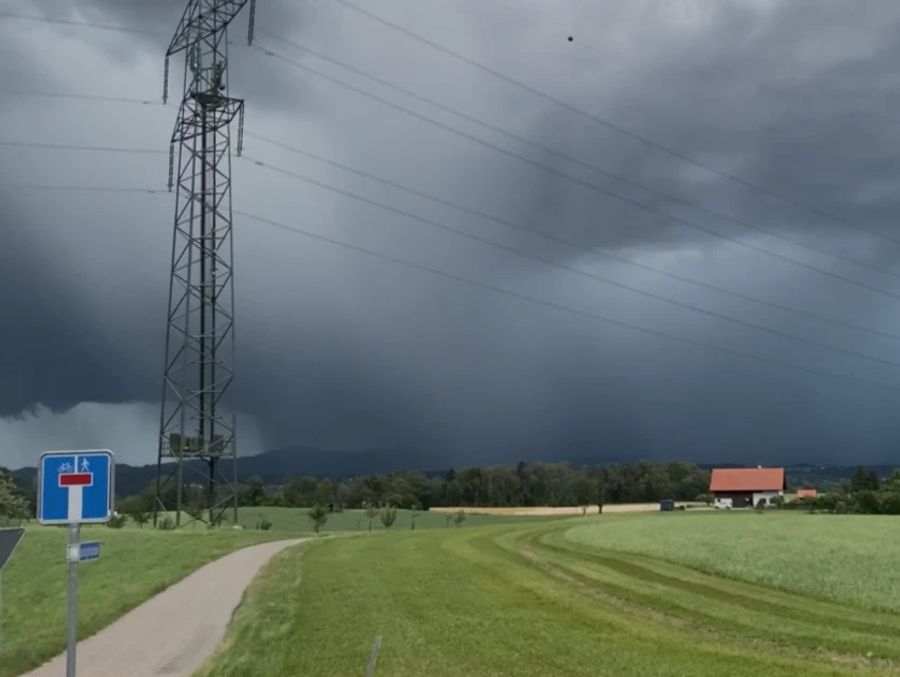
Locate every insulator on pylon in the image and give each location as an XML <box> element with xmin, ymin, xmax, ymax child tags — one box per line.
<box><xmin>163</xmin><ymin>56</ymin><xmax>170</xmax><ymax>104</ymax></box>
<box><xmin>248</xmin><ymin>0</ymin><xmax>257</xmax><ymax>45</ymax></box>
<box><xmin>167</xmin><ymin>143</ymin><xmax>175</xmax><ymax>191</ymax></box>
<box><xmin>237</xmin><ymin>105</ymin><xmax>245</xmax><ymax>156</ymax></box>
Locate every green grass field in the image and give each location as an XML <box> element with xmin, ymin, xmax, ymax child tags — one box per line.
<box><xmin>566</xmin><ymin>510</ymin><xmax>900</xmax><ymax>613</ymax></box>
<box><xmin>0</xmin><ymin>527</ymin><xmax>283</xmax><ymax>677</ymax></box>
<box><xmin>200</xmin><ymin>512</ymin><xmax>900</xmax><ymax>676</ymax></box>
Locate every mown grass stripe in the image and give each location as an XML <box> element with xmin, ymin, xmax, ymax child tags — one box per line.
<box><xmin>521</xmin><ymin>532</ymin><xmax>899</xmax><ymax>665</ymax></box>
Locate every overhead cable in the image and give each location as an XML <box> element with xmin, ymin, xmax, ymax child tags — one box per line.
<box><xmin>330</xmin><ymin>0</ymin><xmax>891</xmax><ymax>244</ymax></box>
<box><xmin>237</xmin><ymin>207</ymin><xmax>900</xmax><ymax>394</ymax></box>
<box><xmin>244</xmin><ymin>154</ymin><xmax>900</xmax><ymax>370</ymax></box>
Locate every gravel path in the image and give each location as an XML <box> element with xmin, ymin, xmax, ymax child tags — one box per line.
<box><xmin>24</xmin><ymin>538</ymin><xmax>305</xmax><ymax>677</ymax></box>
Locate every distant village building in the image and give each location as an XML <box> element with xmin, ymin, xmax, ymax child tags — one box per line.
<box><xmin>795</xmin><ymin>487</ymin><xmax>818</xmax><ymax>499</ymax></box>
<box><xmin>709</xmin><ymin>467</ymin><xmax>786</xmax><ymax>509</ymax></box>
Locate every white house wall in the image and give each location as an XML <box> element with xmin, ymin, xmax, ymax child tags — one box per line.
<box><xmin>752</xmin><ymin>491</ymin><xmax>783</xmax><ymax>506</ymax></box>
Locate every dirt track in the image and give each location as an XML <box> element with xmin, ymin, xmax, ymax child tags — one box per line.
<box><xmin>431</xmin><ymin>503</ymin><xmax>700</xmax><ymax>516</ymax></box>
<box><xmin>24</xmin><ymin>539</ymin><xmax>304</xmax><ymax>677</ymax></box>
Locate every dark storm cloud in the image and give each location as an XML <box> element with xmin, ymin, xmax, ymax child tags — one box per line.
<box><xmin>4</xmin><ymin>0</ymin><xmax>900</xmax><ymax>469</ymax></box>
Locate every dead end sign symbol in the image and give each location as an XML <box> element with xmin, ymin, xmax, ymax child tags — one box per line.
<box><xmin>38</xmin><ymin>451</ymin><xmax>114</xmax><ymax>525</ymax></box>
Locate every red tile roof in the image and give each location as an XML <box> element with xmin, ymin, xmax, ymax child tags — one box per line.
<box><xmin>796</xmin><ymin>488</ymin><xmax>817</xmax><ymax>498</ymax></box>
<box><xmin>709</xmin><ymin>467</ymin><xmax>785</xmax><ymax>492</ymax></box>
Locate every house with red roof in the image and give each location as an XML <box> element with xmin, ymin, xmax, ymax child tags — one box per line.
<box><xmin>709</xmin><ymin>467</ymin><xmax>786</xmax><ymax>509</ymax></box>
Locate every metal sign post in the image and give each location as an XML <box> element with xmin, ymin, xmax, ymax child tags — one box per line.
<box><xmin>66</xmin><ymin>523</ymin><xmax>79</xmax><ymax>677</ymax></box>
<box><xmin>38</xmin><ymin>450</ymin><xmax>115</xmax><ymax>677</ymax></box>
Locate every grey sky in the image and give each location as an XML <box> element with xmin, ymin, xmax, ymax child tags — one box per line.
<box><xmin>3</xmin><ymin>0</ymin><xmax>900</xmax><ymax>469</ymax></box>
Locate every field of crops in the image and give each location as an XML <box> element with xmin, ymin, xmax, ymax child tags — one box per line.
<box><xmin>200</xmin><ymin>512</ymin><xmax>900</xmax><ymax>676</ymax></box>
<box><xmin>0</xmin><ymin>528</ymin><xmax>281</xmax><ymax>677</ymax></box>
<box><xmin>566</xmin><ymin>510</ymin><xmax>900</xmax><ymax>613</ymax></box>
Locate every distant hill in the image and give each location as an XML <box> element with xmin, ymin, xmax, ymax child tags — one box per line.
<box><xmin>11</xmin><ymin>446</ymin><xmax>427</xmax><ymax>498</ymax></box>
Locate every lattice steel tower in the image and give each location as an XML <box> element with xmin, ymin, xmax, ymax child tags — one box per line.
<box><xmin>155</xmin><ymin>0</ymin><xmax>256</xmax><ymax>527</ymax></box>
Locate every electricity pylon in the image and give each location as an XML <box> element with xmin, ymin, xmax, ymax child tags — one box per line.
<box><xmin>155</xmin><ymin>0</ymin><xmax>256</xmax><ymax>528</ymax></box>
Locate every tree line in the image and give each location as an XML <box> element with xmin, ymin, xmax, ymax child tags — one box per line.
<box><xmin>212</xmin><ymin>461</ymin><xmax>710</xmax><ymax>511</ymax></box>
<box><xmin>791</xmin><ymin>466</ymin><xmax>900</xmax><ymax>515</ymax></box>
<box><xmin>116</xmin><ymin>460</ymin><xmax>711</xmax><ymax>515</ymax></box>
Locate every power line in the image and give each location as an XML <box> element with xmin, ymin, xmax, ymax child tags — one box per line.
<box><xmin>10</xmin><ymin>184</ymin><xmax>167</xmax><ymax>194</ymax></box>
<box><xmin>9</xmin><ymin>171</ymin><xmax>900</xmax><ymax>387</ymax></box>
<box><xmin>330</xmin><ymin>0</ymin><xmax>893</xmax><ymax>245</ymax></box>
<box><xmin>8</xmin><ymin>122</ymin><xmax>900</xmax><ymax>350</ymax></box>
<box><xmin>237</xmin><ymin>208</ymin><xmax>900</xmax><ymax>394</ymax></box>
<box><xmin>261</xmin><ymin>28</ymin><xmax>900</xmax><ymax>266</ymax></box>
<box><xmin>0</xmin><ymin>140</ymin><xmax>166</xmax><ymax>154</ymax></box>
<box><xmin>255</xmin><ymin>46</ymin><xmax>900</xmax><ymax>304</ymax></box>
<box><xmin>1</xmin><ymin>90</ymin><xmax>165</xmax><ymax>106</ymax></box>
<box><xmin>245</xmin><ymin>130</ymin><xmax>900</xmax><ymax>345</ymax></box>
<box><xmin>0</xmin><ymin>11</ymin><xmax>165</xmax><ymax>36</ymax></box>
<box><xmin>244</xmin><ymin>154</ymin><xmax>900</xmax><ymax>371</ymax></box>
<box><xmin>5</xmin><ymin>6</ymin><xmax>885</xmax><ymax>249</ymax></box>
<box><xmin>14</xmin><ymin>127</ymin><xmax>900</xmax><ymax>349</ymax></box>
<box><xmin>11</xmin><ymin>84</ymin><xmax>900</xmax><ymax>301</ymax></box>
<box><xmin>9</xmin><ymin>81</ymin><xmax>900</xmax><ymax>344</ymax></box>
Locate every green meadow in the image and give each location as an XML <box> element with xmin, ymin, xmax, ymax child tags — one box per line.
<box><xmin>201</xmin><ymin>511</ymin><xmax>900</xmax><ymax>676</ymax></box>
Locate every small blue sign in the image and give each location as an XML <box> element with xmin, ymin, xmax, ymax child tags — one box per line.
<box><xmin>78</xmin><ymin>541</ymin><xmax>100</xmax><ymax>562</ymax></box>
<box><xmin>38</xmin><ymin>450</ymin><xmax>115</xmax><ymax>525</ymax></box>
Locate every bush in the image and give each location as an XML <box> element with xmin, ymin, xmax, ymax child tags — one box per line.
<box><xmin>158</xmin><ymin>516</ymin><xmax>175</xmax><ymax>530</ymax></box>
<box><xmin>853</xmin><ymin>490</ymin><xmax>880</xmax><ymax>515</ymax></box>
<box><xmin>380</xmin><ymin>504</ymin><xmax>398</xmax><ymax>529</ymax></box>
<box><xmin>363</xmin><ymin>501</ymin><xmax>378</xmax><ymax>532</ymax></box>
<box><xmin>107</xmin><ymin>513</ymin><xmax>127</xmax><ymax>529</ymax></box>
<box><xmin>878</xmin><ymin>491</ymin><xmax>900</xmax><ymax>515</ymax></box>
<box><xmin>255</xmin><ymin>515</ymin><xmax>273</xmax><ymax>531</ymax></box>
<box><xmin>307</xmin><ymin>504</ymin><xmax>328</xmax><ymax>533</ymax></box>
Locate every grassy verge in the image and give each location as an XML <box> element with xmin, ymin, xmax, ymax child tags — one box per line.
<box><xmin>1</xmin><ymin>527</ymin><xmax>286</xmax><ymax>677</ymax></box>
<box><xmin>565</xmin><ymin>510</ymin><xmax>900</xmax><ymax>613</ymax></box>
<box><xmin>198</xmin><ymin>520</ymin><xmax>896</xmax><ymax>676</ymax></box>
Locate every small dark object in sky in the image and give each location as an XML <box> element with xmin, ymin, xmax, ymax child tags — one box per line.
<box><xmin>568</xmin><ymin>36</ymin><xmax>574</xmax><ymax>42</ymax></box>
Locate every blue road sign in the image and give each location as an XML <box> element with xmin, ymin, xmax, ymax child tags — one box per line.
<box><xmin>38</xmin><ymin>450</ymin><xmax>115</xmax><ymax>525</ymax></box>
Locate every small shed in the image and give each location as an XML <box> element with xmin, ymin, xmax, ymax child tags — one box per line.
<box><xmin>709</xmin><ymin>467</ymin><xmax>786</xmax><ymax>509</ymax></box>
<box><xmin>659</xmin><ymin>499</ymin><xmax>675</xmax><ymax>511</ymax></box>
